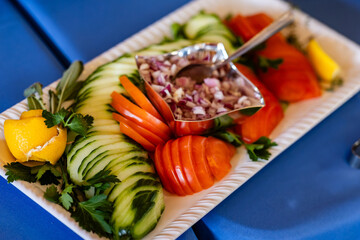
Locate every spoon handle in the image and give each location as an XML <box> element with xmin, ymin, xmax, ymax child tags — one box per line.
<box><xmin>218</xmin><ymin>10</ymin><xmax>294</xmax><ymax>68</ymax></box>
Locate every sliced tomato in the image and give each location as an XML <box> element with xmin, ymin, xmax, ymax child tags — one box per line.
<box><xmin>191</xmin><ymin>136</ymin><xmax>214</xmax><ymax>189</ymax></box>
<box><xmin>235</xmin><ymin>63</ymin><xmax>284</xmax><ymax>143</ymax></box>
<box><xmin>178</xmin><ymin>136</ymin><xmax>203</xmax><ymax>193</ymax></box>
<box><xmin>119</xmin><ymin>75</ymin><xmax>163</xmax><ymax>121</ymax></box>
<box><xmin>170</xmin><ymin>139</ymin><xmax>193</xmax><ymax>195</ymax></box>
<box><xmin>113</xmin><ymin>113</ymin><xmax>165</xmax><ymax>146</ymax></box>
<box><xmin>228</xmin><ymin>13</ymin><xmax>322</xmax><ymax>103</ymax></box>
<box><xmin>119</xmin><ymin>122</ymin><xmax>155</xmax><ymax>152</ymax></box>
<box><xmin>245</xmin><ymin>13</ymin><xmax>286</xmax><ymax>44</ymax></box>
<box><xmin>205</xmin><ymin>137</ymin><xmax>233</xmax><ymax>181</ymax></box>
<box><xmin>226</xmin><ymin>14</ymin><xmax>257</xmax><ymax>42</ymax></box>
<box><xmin>154</xmin><ymin>144</ymin><xmax>174</xmax><ymax>193</ymax></box>
<box><xmin>111</xmin><ymin>91</ymin><xmax>171</xmax><ymax>140</ymax></box>
<box><xmin>162</xmin><ymin>140</ymin><xmax>187</xmax><ymax>196</ymax></box>
<box><xmin>259</xmin><ymin>68</ymin><xmax>321</xmax><ymax>102</ymax></box>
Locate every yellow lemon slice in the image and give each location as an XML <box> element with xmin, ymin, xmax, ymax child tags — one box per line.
<box><xmin>4</xmin><ymin>110</ymin><xmax>67</xmax><ymax>165</ymax></box>
<box><xmin>306</xmin><ymin>39</ymin><xmax>341</xmax><ymax>83</ymax></box>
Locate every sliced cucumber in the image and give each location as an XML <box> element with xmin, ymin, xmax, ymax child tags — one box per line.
<box><xmin>84</xmin><ymin>151</ymin><xmax>148</xmax><ymax>180</ymax></box>
<box><xmin>77</xmin><ymin>141</ymin><xmax>137</xmax><ymax>176</ymax></box>
<box><xmin>197</xmin><ymin>34</ymin><xmax>236</xmax><ymax>53</ymax></box>
<box><xmin>111</xmin><ymin>179</ymin><xmax>161</xmax><ymax>232</ymax></box>
<box><xmin>110</xmin><ymin>161</ymin><xmax>154</xmax><ymax>180</ymax></box>
<box><xmin>108</xmin><ymin>172</ymin><xmax>157</xmax><ymax>202</ymax></box>
<box><xmin>184</xmin><ymin>13</ymin><xmax>220</xmax><ymax>39</ymax></box>
<box><xmin>132</xmin><ymin>188</ymin><xmax>164</xmax><ymax>239</ymax></box>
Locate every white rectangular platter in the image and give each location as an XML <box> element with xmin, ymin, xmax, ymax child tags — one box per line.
<box><xmin>1</xmin><ymin>0</ymin><xmax>360</xmax><ymax>239</ymax></box>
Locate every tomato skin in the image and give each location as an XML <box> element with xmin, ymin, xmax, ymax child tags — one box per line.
<box><xmin>227</xmin><ymin>13</ymin><xmax>322</xmax><ymax>102</ymax></box>
<box><xmin>170</xmin><ymin>139</ymin><xmax>194</xmax><ymax>195</ymax></box>
<box><xmin>162</xmin><ymin>140</ymin><xmax>186</xmax><ymax>196</ymax></box>
<box><xmin>235</xmin><ymin>64</ymin><xmax>284</xmax><ymax>143</ymax></box>
<box><xmin>154</xmin><ymin>136</ymin><xmax>235</xmax><ymax>196</ymax></box>
<box><xmin>119</xmin><ymin>75</ymin><xmax>163</xmax><ymax>121</ymax></box>
<box><xmin>179</xmin><ymin>136</ymin><xmax>203</xmax><ymax>193</ymax></box>
<box><xmin>191</xmin><ymin>136</ymin><xmax>215</xmax><ymax>189</ymax></box>
<box><xmin>246</xmin><ymin>13</ymin><xmax>286</xmax><ymax>44</ymax></box>
<box><xmin>226</xmin><ymin>14</ymin><xmax>257</xmax><ymax>42</ymax></box>
<box><xmin>119</xmin><ymin>122</ymin><xmax>156</xmax><ymax>152</ymax></box>
<box><xmin>205</xmin><ymin>137</ymin><xmax>232</xmax><ymax>181</ymax></box>
<box><xmin>113</xmin><ymin>113</ymin><xmax>165</xmax><ymax>146</ymax></box>
<box><xmin>173</xmin><ymin>120</ymin><xmax>214</xmax><ymax>137</ymax></box>
<box><xmin>154</xmin><ymin>144</ymin><xmax>174</xmax><ymax>194</ymax></box>
<box><xmin>111</xmin><ymin>91</ymin><xmax>171</xmax><ymax>140</ymax></box>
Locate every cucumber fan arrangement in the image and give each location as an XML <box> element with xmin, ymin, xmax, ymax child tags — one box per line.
<box><xmin>0</xmin><ymin>9</ymin><xmax>343</xmax><ymax>240</ymax></box>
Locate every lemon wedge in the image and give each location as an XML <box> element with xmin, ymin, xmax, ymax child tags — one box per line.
<box><xmin>4</xmin><ymin>110</ymin><xmax>67</xmax><ymax>165</ymax></box>
<box><xmin>306</xmin><ymin>38</ymin><xmax>341</xmax><ymax>83</ymax></box>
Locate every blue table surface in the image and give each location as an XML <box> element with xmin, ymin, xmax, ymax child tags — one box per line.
<box><xmin>1</xmin><ymin>0</ymin><xmax>360</xmax><ymax>239</ymax></box>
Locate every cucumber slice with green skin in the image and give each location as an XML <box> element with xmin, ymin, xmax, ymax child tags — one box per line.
<box><xmin>88</xmin><ymin>124</ymin><xmax>120</xmax><ymax>135</ymax></box>
<box><xmin>84</xmin><ymin>150</ymin><xmax>147</xmax><ymax>180</ymax></box>
<box><xmin>184</xmin><ymin>14</ymin><xmax>221</xmax><ymax>39</ymax></box>
<box><xmin>197</xmin><ymin>34</ymin><xmax>236</xmax><ymax>53</ymax></box>
<box><xmin>110</xmin><ymin>161</ymin><xmax>154</xmax><ymax>180</ymax></box>
<box><xmin>105</xmin><ymin>152</ymin><xmax>148</xmax><ymax>170</ymax></box>
<box><xmin>132</xmin><ymin>189</ymin><xmax>164</xmax><ymax>239</ymax></box>
<box><xmin>75</xmin><ymin>100</ymin><xmax>112</xmax><ymax>113</ymax></box>
<box><xmin>68</xmin><ymin>137</ymin><xmax>125</xmax><ymax>184</ymax></box>
<box><xmin>77</xmin><ymin>85</ymin><xmax>123</xmax><ymax>103</ymax></box>
<box><xmin>147</xmin><ymin>39</ymin><xmax>192</xmax><ymax>52</ymax></box>
<box><xmin>67</xmin><ymin>134</ymin><xmax>122</xmax><ymax>161</ymax></box>
<box><xmin>112</xmin><ymin>179</ymin><xmax>161</xmax><ymax>231</ymax></box>
<box><xmin>115</xmin><ymin>56</ymin><xmax>136</xmax><ymax>65</ymax></box>
<box><xmin>194</xmin><ymin>24</ymin><xmax>238</xmax><ymax>43</ymax></box>
<box><xmin>77</xmin><ymin>141</ymin><xmax>137</xmax><ymax>176</ymax></box>
<box><xmin>76</xmin><ymin>109</ymin><xmax>113</xmax><ymax>121</ymax></box>
<box><xmin>92</xmin><ymin>119</ymin><xmax>118</xmax><ymax>126</ymax></box>
<box><xmin>107</xmin><ymin>158</ymin><xmax>150</xmax><ymax>176</ymax></box>
<box><xmin>108</xmin><ymin>172</ymin><xmax>158</xmax><ymax>202</ymax></box>
<box><xmin>79</xmin><ymin>81</ymin><xmax>119</xmax><ymax>96</ymax></box>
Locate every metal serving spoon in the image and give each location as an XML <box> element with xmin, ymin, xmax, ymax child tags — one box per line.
<box><xmin>175</xmin><ymin>10</ymin><xmax>294</xmax><ymax>82</ymax></box>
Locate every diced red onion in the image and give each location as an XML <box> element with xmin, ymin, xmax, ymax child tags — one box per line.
<box><xmin>204</xmin><ymin>78</ymin><xmax>220</xmax><ymax>88</ymax></box>
<box><xmin>192</xmin><ymin>106</ymin><xmax>205</xmax><ymax>115</ymax></box>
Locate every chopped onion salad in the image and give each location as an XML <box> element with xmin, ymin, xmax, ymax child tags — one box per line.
<box><xmin>137</xmin><ymin>53</ymin><xmax>251</xmax><ymax>121</ymax></box>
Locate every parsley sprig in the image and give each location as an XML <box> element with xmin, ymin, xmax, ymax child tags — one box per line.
<box><xmin>43</xmin><ymin>167</ymin><xmax>119</xmax><ymax>237</ymax></box>
<box><xmin>213</xmin><ymin>131</ymin><xmax>277</xmax><ymax>161</ymax></box>
<box><xmin>4</xmin><ymin>162</ymin><xmax>61</xmax><ymax>185</ymax></box>
<box><xmin>42</xmin><ymin>108</ymin><xmax>93</xmax><ymax>137</ymax></box>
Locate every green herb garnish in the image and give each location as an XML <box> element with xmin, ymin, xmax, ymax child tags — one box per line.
<box><xmin>213</xmin><ymin>131</ymin><xmax>277</xmax><ymax>161</ymax></box>
<box><xmin>258</xmin><ymin>56</ymin><xmax>283</xmax><ymax>73</ymax></box>
<box><xmin>42</xmin><ymin>108</ymin><xmax>93</xmax><ymax>137</ymax></box>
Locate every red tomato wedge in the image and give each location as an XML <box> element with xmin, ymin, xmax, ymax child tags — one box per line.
<box><xmin>205</xmin><ymin>137</ymin><xmax>232</xmax><ymax>181</ymax></box>
<box><xmin>162</xmin><ymin>140</ymin><xmax>186</xmax><ymax>196</ymax></box>
<box><xmin>191</xmin><ymin>136</ymin><xmax>214</xmax><ymax>189</ymax></box>
<box><xmin>112</xmin><ymin>113</ymin><xmax>165</xmax><ymax>146</ymax></box>
<box><xmin>154</xmin><ymin>144</ymin><xmax>174</xmax><ymax>193</ymax></box>
<box><xmin>119</xmin><ymin>122</ymin><xmax>155</xmax><ymax>152</ymax></box>
<box><xmin>235</xmin><ymin>63</ymin><xmax>284</xmax><ymax>143</ymax></box>
<box><xmin>119</xmin><ymin>75</ymin><xmax>163</xmax><ymax>121</ymax></box>
<box><xmin>179</xmin><ymin>136</ymin><xmax>203</xmax><ymax>193</ymax></box>
<box><xmin>170</xmin><ymin>139</ymin><xmax>193</xmax><ymax>195</ymax></box>
<box><xmin>111</xmin><ymin>91</ymin><xmax>171</xmax><ymax>140</ymax></box>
